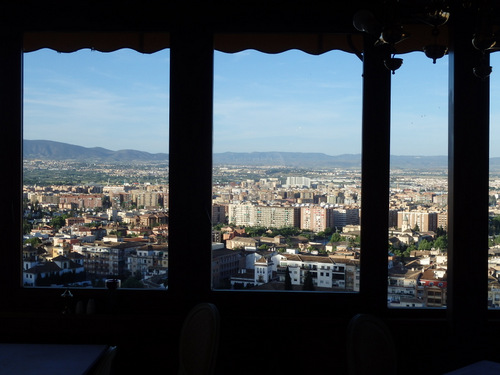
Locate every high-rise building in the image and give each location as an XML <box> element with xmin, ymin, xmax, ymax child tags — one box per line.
<box><xmin>397</xmin><ymin>211</ymin><xmax>438</xmax><ymax>232</ymax></box>
<box><xmin>300</xmin><ymin>206</ymin><xmax>334</xmax><ymax>232</ymax></box>
<box><xmin>228</xmin><ymin>203</ymin><xmax>300</xmax><ymax>228</ymax></box>
<box><xmin>332</xmin><ymin>208</ymin><xmax>360</xmax><ymax>229</ymax></box>
<box><xmin>212</xmin><ymin>204</ymin><xmax>227</xmax><ymax>224</ymax></box>
<box><xmin>286</xmin><ymin>176</ymin><xmax>311</xmax><ymax>188</ymax></box>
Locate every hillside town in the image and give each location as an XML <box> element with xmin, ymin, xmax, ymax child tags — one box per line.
<box><xmin>22</xmin><ymin>164</ymin><xmax>500</xmax><ymax>308</ymax></box>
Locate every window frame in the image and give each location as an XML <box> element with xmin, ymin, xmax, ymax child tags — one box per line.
<box><xmin>3</xmin><ymin>30</ymin><xmax>432</xmax><ymax>317</ymax></box>
<box><xmin>0</xmin><ymin>11</ymin><xmax>491</xmax><ymax>325</ymax></box>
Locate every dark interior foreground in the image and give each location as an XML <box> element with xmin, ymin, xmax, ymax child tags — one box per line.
<box><xmin>1</xmin><ymin>1</ymin><xmax>499</xmax><ymax>374</ymax></box>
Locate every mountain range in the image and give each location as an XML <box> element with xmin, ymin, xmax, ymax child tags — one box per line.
<box><xmin>22</xmin><ymin>139</ymin><xmax>489</xmax><ymax>170</ymax></box>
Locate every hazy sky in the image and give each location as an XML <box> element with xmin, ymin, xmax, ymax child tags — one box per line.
<box><xmin>23</xmin><ymin>47</ymin><xmax>497</xmax><ymax>156</ymax></box>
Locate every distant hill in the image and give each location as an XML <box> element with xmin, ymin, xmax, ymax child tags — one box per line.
<box><xmin>22</xmin><ymin>139</ymin><xmax>472</xmax><ymax>169</ymax></box>
<box><xmin>23</xmin><ymin>140</ymin><xmax>169</xmax><ymax>162</ymax></box>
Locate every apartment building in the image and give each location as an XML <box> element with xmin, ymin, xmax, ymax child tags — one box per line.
<box><xmin>212</xmin><ymin>248</ymin><xmax>245</xmax><ymax>288</ymax></box>
<box><xmin>300</xmin><ymin>205</ymin><xmax>334</xmax><ymax>232</ymax></box>
<box><xmin>127</xmin><ymin>244</ymin><xmax>168</xmax><ymax>278</ymax></box>
<box><xmin>228</xmin><ymin>203</ymin><xmax>300</xmax><ymax>228</ymax></box>
<box><xmin>134</xmin><ymin>191</ymin><xmax>164</xmax><ymax>209</ymax></box>
<box><xmin>28</xmin><ymin>192</ymin><xmax>59</xmax><ymax>205</ymax></box>
<box><xmin>438</xmin><ymin>211</ymin><xmax>448</xmax><ymax>230</ymax></box>
<box><xmin>419</xmin><ymin>268</ymin><xmax>448</xmax><ymax>307</ymax></box>
<box><xmin>212</xmin><ymin>203</ymin><xmax>227</xmax><ymax>224</ymax></box>
<box><xmin>58</xmin><ymin>194</ymin><xmax>103</xmax><ymax>209</ymax></box>
<box><xmin>275</xmin><ymin>251</ymin><xmax>359</xmax><ymax>291</ymax></box>
<box><xmin>286</xmin><ymin>176</ymin><xmax>311</xmax><ymax>187</ymax></box>
<box><xmin>332</xmin><ymin>207</ymin><xmax>360</xmax><ymax>228</ymax></box>
<box><xmin>387</xmin><ymin>265</ymin><xmax>421</xmax><ymax>303</ymax></box>
<box><xmin>138</xmin><ymin>212</ymin><xmax>168</xmax><ymax>227</ymax></box>
<box><xmin>23</xmin><ymin>251</ymin><xmax>86</xmax><ymax>287</ymax></box>
<box><xmin>397</xmin><ymin>211</ymin><xmax>438</xmax><ymax>232</ymax></box>
<box><xmin>73</xmin><ymin>241</ymin><xmax>142</xmax><ymax>278</ymax></box>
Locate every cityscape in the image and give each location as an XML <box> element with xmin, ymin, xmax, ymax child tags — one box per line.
<box><xmin>22</xmin><ymin>141</ymin><xmax>500</xmax><ymax>308</ymax></box>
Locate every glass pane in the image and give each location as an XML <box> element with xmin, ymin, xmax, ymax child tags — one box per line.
<box><xmin>389</xmin><ymin>52</ymin><xmax>448</xmax><ymax>308</ymax></box>
<box><xmin>212</xmin><ymin>49</ymin><xmax>362</xmax><ymax>291</ymax></box>
<box><xmin>23</xmin><ymin>49</ymin><xmax>169</xmax><ymax>289</ymax></box>
<box><xmin>489</xmin><ymin>53</ymin><xmax>500</xmax><ymax>308</ymax></box>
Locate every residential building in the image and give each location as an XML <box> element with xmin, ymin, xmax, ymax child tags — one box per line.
<box><xmin>212</xmin><ymin>248</ymin><xmax>245</xmax><ymax>288</ymax></box>
<box><xmin>73</xmin><ymin>241</ymin><xmax>142</xmax><ymax>278</ymax></box>
<box><xmin>286</xmin><ymin>176</ymin><xmax>311</xmax><ymax>188</ymax></box>
<box><xmin>275</xmin><ymin>251</ymin><xmax>359</xmax><ymax>291</ymax></box>
<box><xmin>387</xmin><ymin>265</ymin><xmax>421</xmax><ymax>304</ymax></box>
<box><xmin>228</xmin><ymin>203</ymin><xmax>300</xmax><ymax>228</ymax></box>
<box><xmin>23</xmin><ymin>254</ymin><xmax>85</xmax><ymax>287</ymax></box>
<box><xmin>127</xmin><ymin>244</ymin><xmax>168</xmax><ymax>278</ymax></box>
<box><xmin>332</xmin><ymin>207</ymin><xmax>360</xmax><ymax>228</ymax></box>
<box><xmin>300</xmin><ymin>205</ymin><xmax>334</xmax><ymax>232</ymax></box>
<box><xmin>58</xmin><ymin>194</ymin><xmax>103</xmax><ymax>209</ymax></box>
<box><xmin>397</xmin><ymin>211</ymin><xmax>438</xmax><ymax>232</ymax></box>
<box><xmin>212</xmin><ymin>204</ymin><xmax>227</xmax><ymax>224</ymax></box>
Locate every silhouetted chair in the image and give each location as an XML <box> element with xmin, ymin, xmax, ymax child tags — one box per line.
<box><xmin>88</xmin><ymin>345</ymin><xmax>117</xmax><ymax>375</ymax></box>
<box><xmin>178</xmin><ymin>303</ymin><xmax>220</xmax><ymax>375</ymax></box>
<box><xmin>347</xmin><ymin>313</ymin><xmax>397</xmax><ymax>375</ymax></box>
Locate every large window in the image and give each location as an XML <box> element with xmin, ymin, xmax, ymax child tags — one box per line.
<box><xmin>211</xmin><ymin>49</ymin><xmax>362</xmax><ymax>291</ymax></box>
<box><xmin>22</xmin><ymin>48</ymin><xmax>170</xmax><ymax>289</ymax></box>
<box><xmin>389</xmin><ymin>52</ymin><xmax>448</xmax><ymax>308</ymax></box>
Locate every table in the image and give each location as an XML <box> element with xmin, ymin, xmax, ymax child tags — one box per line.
<box><xmin>444</xmin><ymin>360</ymin><xmax>500</xmax><ymax>374</ymax></box>
<box><xmin>0</xmin><ymin>343</ymin><xmax>108</xmax><ymax>375</ymax></box>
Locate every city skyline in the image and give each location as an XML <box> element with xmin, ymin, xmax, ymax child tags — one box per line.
<box><xmin>23</xmin><ymin>48</ymin><xmax>499</xmax><ymax>156</ymax></box>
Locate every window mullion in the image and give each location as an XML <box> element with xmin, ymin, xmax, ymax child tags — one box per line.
<box><xmin>360</xmin><ymin>37</ymin><xmax>391</xmax><ymax>313</ymax></box>
<box><xmin>447</xmin><ymin>3</ymin><xmax>489</xmax><ymax>356</ymax></box>
<box><xmin>168</xmin><ymin>28</ymin><xmax>214</xmax><ymax>300</ymax></box>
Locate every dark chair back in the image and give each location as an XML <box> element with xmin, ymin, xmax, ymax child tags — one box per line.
<box><xmin>178</xmin><ymin>303</ymin><xmax>220</xmax><ymax>375</ymax></box>
<box><xmin>347</xmin><ymin>313</ymin><xmax>397</xmax><ymax>375</ymax></box>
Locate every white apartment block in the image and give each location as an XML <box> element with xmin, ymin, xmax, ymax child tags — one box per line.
<box><xmin>274</xmin><ymin>252</ymin><xmax>359</xmax><ymax>291</ymax></box>
<box><xmin>228</xmin><ymin>203</ymin><xmax>299</xmax><ymax>228</ymax></box>
<box><xmin>286</xmin><ymin>176</ymin><xmax>311</xmax><ymax>188</ymax></box>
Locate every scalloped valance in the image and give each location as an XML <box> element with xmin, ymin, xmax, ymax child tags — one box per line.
<box><xmin>23</xmin><ymin>24</ymin><xmax>448</xmax><ymax>56</ymax></box>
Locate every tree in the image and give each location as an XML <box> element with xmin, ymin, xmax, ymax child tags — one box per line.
<box><xmin>407</xmin><ymin>244</ymin><xmax>417</xmax><ymax>252</ymax></box>
<box><xmin>324</xmin><ymin>227</ymin><xmax>334</xmax><ymax>236</ymax></box>
<box><xmin>284</xmin><ymin>266</ymin><xmax>293</xmax><ymax>290</ymax></box>
<box><xmin>302</xmin><ymin>271</ymin><xmax>315</xmax><ymax>291</ymax></box>
<box><xmin>50</xmin><ymin>215</ymin><xmax>66</xmax><ymax>230</ymax></box>
<box><xmin>212</xmin><ymin>223</ymin><xmax>224</xmax><ymax>231</ymax></box>
<box><xmin>23</xmin><ymin>219</ymin><xmax>32</xmax><ymax>235</ymax></box>
<box><xmin>392</xmin><ymin>248</ymin><xmax>402</xmax><ymax>257</ymax></box>
<box><xmin>436</xmin><ymin>226</ymin><xmax>447</xmax><ymax>237</ymax></box>
<box><xmin>413</xmin><ymin>223</ymin><xmax>420</xmax><ymax>232</ymax></box>
<box><xmin>434</xmin><ymin>235</ymin><xmax>448</xmax><ymax>252</ymax></box>
<box><xmin>101</xmin><ymin>195</ymin><xmax>111</xmax><ymax>209</ymax></box>
<box><xmin>330</xmin><ymin>232</ymin><xmax>342</xmax><ymax>243</ymax></box>
<box><xmin>279</xmin><ymin>227</ymin><xmax>301</xmax><ymax>237</ymax></box>
<box><xmin>24</xmin><ymin>237</ymin><xmax>41</xmax><ymax>247</ymax></box>
<box><xmin>491</xmin><ymin>216</ymin><xmax>500</xmax><ymax>235</ymax></box>
<box><xmin>418</xmin><ymin>239</ymin><xmax>432</xmax><ymax>250</ymax></box>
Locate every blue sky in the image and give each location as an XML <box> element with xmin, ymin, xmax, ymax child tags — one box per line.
<box><xmin>23</xmin><ymin>47</ymin><xmax>490</xmax><ymax>156</ymax></box>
